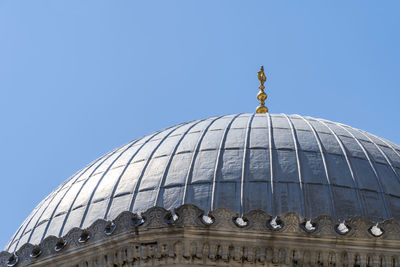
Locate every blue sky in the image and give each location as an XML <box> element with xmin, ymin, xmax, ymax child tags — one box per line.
<box><xmin>0</xmin><ymin>1</ymin><xmax>399</xmax><ymax>248</ymax></box>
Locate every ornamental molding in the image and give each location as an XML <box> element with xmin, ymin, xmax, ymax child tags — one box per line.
<box><xmin>1</xmin><ymin>204</ymin><xmax>400</xmax><ymax>267</ymax></box>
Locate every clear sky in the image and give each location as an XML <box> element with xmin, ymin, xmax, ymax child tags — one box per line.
<box><xmin>0</xmin><ymin>0</ymin><xmax>399</xmax><ymax>249</ymax></box>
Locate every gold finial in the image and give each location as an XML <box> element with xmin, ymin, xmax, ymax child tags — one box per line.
<box><xmin>256</xmin><ymin>66</ymin><xmax>268</xmax><ymax>113</ymax></box>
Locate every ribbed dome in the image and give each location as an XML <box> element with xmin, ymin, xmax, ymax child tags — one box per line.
<box><xmin>6</xmin><ymin>113</ymin><xmax>400</xmax><ymax>252</ymax></box>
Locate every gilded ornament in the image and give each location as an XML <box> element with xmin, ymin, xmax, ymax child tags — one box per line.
<box><xmin>256</xmin><ymin>66</ymin><xmax>268</xmax><ymax>113</ymax></box>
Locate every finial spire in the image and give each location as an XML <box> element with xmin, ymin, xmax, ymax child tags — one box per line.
<box><xmin>256</xmin><ymin>66</ymin><xmax>268</xmax><ymax>113</ymax></box>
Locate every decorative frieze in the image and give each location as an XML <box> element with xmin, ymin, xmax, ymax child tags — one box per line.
<box><xmin>1</xmin><ymin>204</ymin><xmax>400</xmax><ymax>267</ymax></box>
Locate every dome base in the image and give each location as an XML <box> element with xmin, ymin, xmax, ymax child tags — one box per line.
<box><xmin>2</xmin><ymin>204</ymin><xmax>400</xmax><ymax>267</ymax></box>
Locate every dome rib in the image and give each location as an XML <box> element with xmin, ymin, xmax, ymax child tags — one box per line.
<box><xmin>128</xmin><ymin>123</ymin><xmax>186</xmax><ymax>213</ymax></box>
<box><xmin>154</xmin><ymin>118</ymin><xmax>207</xmax><ymax>207</ymax></box>
<box><xmin>6</xmin><ymin>194</ymin><xmax>43</xmax><ymax>251</ymax></box>
<box><xmin>211</xmin><ymin>114</ymin><xmax>242</xmax><ymax>212</ymax></box>
<box><xmin>57</xmin><ymin>146</ymin><xmax>125</xmax><ymax>238</ymax></box>
<box><xmin>335</xmin><ymin>122</ymin><xmax>391</xmax><ymax>219</ymax></box>
<box><xmin>283</xmin><ymin>114</ymin><xmax>306</xmax><ymax>217</ymax></box>
<box><xmin>78</xmin><ymin>138</ymin><xmax>144</xmax><ymax>229</ymax></box>
<box><xmin>103</xmin><ymin>129</ymin><xmax>165</xmax><ymax>220</ymax></box>
<box><xmin>7</xmin><ymin>113</ymin><xmax>400</xmax><ymax>253</ymax></box>
<box><xmin>316</xmin><ymin>118</ymin><xmax>365</xmax><ymax>218</ymax></box>
<box><xmin>11</xmin><ymin>151</ymin><xmax>111</xmax><ymax>252</ymax></box>
<box><xmin>32</xmin><ymin>153</ymin><xmax>111</xmax><ymax>248</ymax></box>
<box><xmin>6</xmin><ymin>197</ymin><xmax>43</xmax><ymax>251</ymax></box>
<box><xmin>360</xmin><ymin>129</ymin><xmax>400</xmax><ymax>183</ymax></box>
<box><xmin>240</xmin><ymin>114</ymin><xmax>255</xmax><ymax>217</ymax></box>
<box><xmin>377</xmin><ymin>135</ymin><xmax>400</xmax><ymax>160</ymax></box>
<box><xmin>182</xmin><ymin>116</ymin><xmax>223</xmax><ymax>205</ymax></box>
<box><xmin>297</xmin><ymin>115</ymin><xmax>337</xmax><ymax>218</ymax></box>
<box><xmin>267</xmin><ymin>113</ymin><xmax>274</xmax><ymax>215</ymax></box>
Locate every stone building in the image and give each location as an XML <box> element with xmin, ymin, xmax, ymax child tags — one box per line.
<box><xmin>1</xmin><ymin>71</ymin><xmax>400</xmax><ymax>266</ymax></box>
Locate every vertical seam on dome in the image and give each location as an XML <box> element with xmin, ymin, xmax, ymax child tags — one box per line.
<box><xmin>78</xmin><ymin>138</ymin><xmax>147</xmax><ymax>229</ymax></box>
<box><xmin>14</xmin><ymin>153</ymin><xmax>112</xmax><ymax>251</ymax></box>
<box><xmin>334</xmin><ymin>123</ymin><xmax>391</xmax><ymax>219</ymax></box>
<box><xmin>316</xmin><ymin>119</ymin><xmax>365</xmax><ymax>218</ymax></box>
<box><xmin>26</xmin><ymin>172</ymin><xmax>90</xmax><ymax>245</ymax></box>
<box><xmin>365</xmin><ymin>131</ymin><xmax>400</xmax><ymax>166</ymax></box>
<box><xmin>103</xmin><ymin>131</ymin><xmax>166</xmax><ymax>220</ymax></box>
<box><xmin>7</xmin><ymin>172</ymin><xmax>82</xmax><ymax>251</ymax></box>
<box><xmin>352</xmin><ymin>128</ymin><xmax>400</xmax><ymax>186</ymax></box>
<box><xmin>154</xmin><ymin>118</ymin><xmax>207</xmax><ymax>207</ymax></box>
<box><xmin>182</xmin><ymin>116</ymin><xmax>224</xmax><ymax>205</ymax></box>
<box><xmin>14</xmin><ymin>149</ymin><xmax>112</xmax><ymax>251</ymax></box>
<box><xmin>210</xmin><ymin>114</ymin><xmax>242</xmax><ymax>212</ymax></box>
<box><xmin>128</xmin><ymin>124</ymin><xmax>187</xmax><ymax>213</ymax></box>
<box><xmin>37</xmin><ymin>152</ymin><xmax>118</xmax><ymax>245</ymax></box>
<box><xmin>7</xmin><ymin>197</ymin><xmax>49</xmax><ymax>251</ymax></box>
<box><xmin>6</xmin><ymin>226</ymin><xmax>22</xmax><ymax>251</ymax></box>
<box><xmin>377</xmin><ymin>138</ymin><xmax>400</xmax><ymax>159</ymax></box>
<box><xmin>7</xmin><ymin>197</ymin><xmax>48</xmax><ymax>251</ymax></box>
<box><xmin>38</xmin><ymin>144</ymin><xmax>137</xmax><ymax>244</ymax></box>
<box><xmin>57</xmin><ymin>147</ymin><xmax>129</xmax><ymax>237</ymax></box>
<box><xmin>283</xmin><ymin>114</ymin><xmax>305</xmax><ymax>217</ymax></box>
<box><xmin>240</xmin><ymin>114</ymin><xmax>255</xmax><ymax>217</ymax></box>
<box><xmin>267</xmin><ymin>113</ymin><xmax>274</xmax><ymax>216</ymax></box>
<box><xmin>297</xmin><ymin>115</ymin><xmax>337</xmax><ymax>219</ymax></box>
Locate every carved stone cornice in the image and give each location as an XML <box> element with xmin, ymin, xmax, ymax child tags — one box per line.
<box><xmin>1</xmin><ymin>204</ymin><xmax>400</xmax><ymax>267</ymax></box>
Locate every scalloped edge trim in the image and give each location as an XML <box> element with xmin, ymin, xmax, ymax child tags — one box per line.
<box><xmin>2</xmin><ymin>204</ymin><xmax>400</xmax><ymax>266</ymax></box>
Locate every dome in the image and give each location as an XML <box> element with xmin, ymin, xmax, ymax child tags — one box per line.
<box><xmin>6</xmin><ymin>113</ymin><xmax>400</xmax><ymax>252</ymax></box>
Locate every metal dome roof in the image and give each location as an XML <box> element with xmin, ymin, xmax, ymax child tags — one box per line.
<box><xmin>6</xmin><ymin>113</ymin><xmax>400</xmax><ymax>252</ymax></box>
